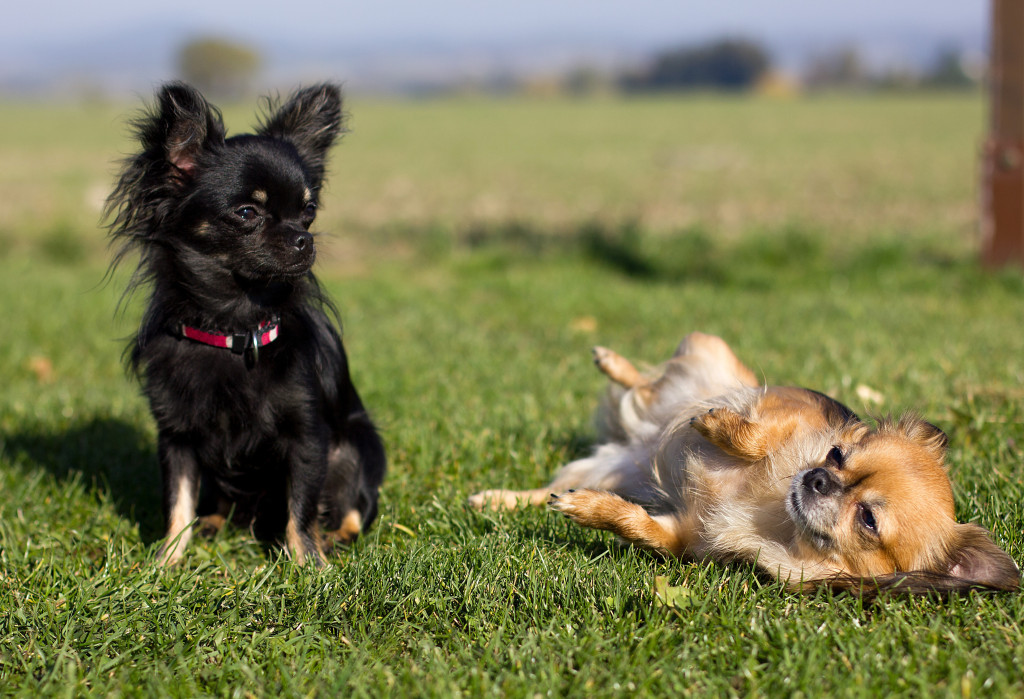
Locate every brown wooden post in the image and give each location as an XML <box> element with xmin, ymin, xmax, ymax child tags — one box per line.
<box><xmin>982</xmin><ymin>0</ymin><xmax>1024</xmax><ymax>266</ymax></box>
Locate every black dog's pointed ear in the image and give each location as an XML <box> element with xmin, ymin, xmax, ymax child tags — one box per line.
<box><xmin>256</xmin><ymin>83</ymin><xmax>344</xmax><ymax>185</ymax></box>
<box><xmin>105</xmin><ymin>82</ymin><xmax>225</xmax><ymax>239</ymax></box>
<box><xmin>154</xmin><ymin>82</ymin><xmax>226</xmax><ymax>176</ymax></box>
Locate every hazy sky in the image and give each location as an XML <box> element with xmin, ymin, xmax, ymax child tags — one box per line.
<box><xmin>4</xmin><ymin>0</ymin><xmax>986</xmax><ymax>47</ymax></box>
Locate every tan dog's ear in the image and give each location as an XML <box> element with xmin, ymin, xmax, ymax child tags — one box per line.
<box><xmin>944</xmin><ymin>523</ymin><xmax>1019</xmax><ymax>590</ymax></box>
<box><xmin>891</xmin><ymin>415</ymin><xmax>949</xmax><ymax>461</ymax></box>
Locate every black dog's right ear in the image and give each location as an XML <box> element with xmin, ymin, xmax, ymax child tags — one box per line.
<box><xmin>151</xmin><ymin>82</ymin><xmax>226</xmax><ymax>176</ymax></box>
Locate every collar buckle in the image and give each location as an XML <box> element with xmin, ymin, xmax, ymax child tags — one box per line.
<box><xmin>231</xmin><ymin>332</ymin><xmax>249</xmax><ymax>355</ymax></box>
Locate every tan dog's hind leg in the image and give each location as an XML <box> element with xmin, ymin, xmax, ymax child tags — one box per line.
<box><xmin>673</xmin><ymin>332</ymin><xmax>759</xmax><ymax>387</ymax></box>
<box><xmin>593</xmin><ymin>346</ymin><xmax>649</xmax><ymax>388</ymax></box>
<box><xmin>593</xmin><ymin>346</ymin><xmax>659</xmax><ymax>407</ymax></box>
<box><xmin>549</xmin><ymin>490</ymin><xmax>688</xmax><ymax>556</ymax></box>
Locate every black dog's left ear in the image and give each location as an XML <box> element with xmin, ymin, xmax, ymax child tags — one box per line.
<box><xmin>257</xmin><ymin>84</ymin><xmax>344</xmax><ymax>186</ymax></box>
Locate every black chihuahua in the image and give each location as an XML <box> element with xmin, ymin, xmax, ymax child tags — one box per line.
<box><xmin>106</xmin><ymin>82</ymin><xmax>385</xmax><ymax>565</ymax></box>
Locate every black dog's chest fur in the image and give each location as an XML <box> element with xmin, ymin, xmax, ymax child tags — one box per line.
<box><xmin>142</xmin><ymin>309</ymin><xmax>336</xmax><ymax>493</ymax></box>
<box><xmin>145</xmin><ymin>324</ymin><xmax>313</xmax><ymax>439</ymax></box>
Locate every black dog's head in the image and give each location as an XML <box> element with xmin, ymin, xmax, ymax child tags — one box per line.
<box><xmin>106</xmin><ymin>82</ymin><xmax>345</xmax><ymax>310</ymax></box>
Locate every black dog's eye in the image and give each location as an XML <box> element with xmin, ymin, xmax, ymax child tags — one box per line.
<box><xmin>825</xmin><ymin>446</ymin><xmax>845</xmax><ymax>469</ymax></box>
<box><xmin>858</xmin><ymin>503</ymin><xmax>877</xmax><ymax>533</ymax></box>
<box><xmin>303</xmin><ymin>202</ymin><xmax>317</xmax><ymax>218</ymax></box>
<box><xmin>235</xmin><ymin>206</ymin><xmax>258</xmax><ymax>221</ymax></box>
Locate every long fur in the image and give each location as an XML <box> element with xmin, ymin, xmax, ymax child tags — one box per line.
<box><xmin>470</xmin><ymin>332</ymin><xmax>1019</xmax><ymax>595</ymax></box>
<box><xmin>107</xmin><ymin>82</ymin><xmax>385</xmax><ymax>565</ymax></box>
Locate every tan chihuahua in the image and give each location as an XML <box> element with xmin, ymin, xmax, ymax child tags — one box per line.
<box><xmin>469</xmin><ymin>333</ymin><xmax>1019</xmax><ymax>594</ymax></box>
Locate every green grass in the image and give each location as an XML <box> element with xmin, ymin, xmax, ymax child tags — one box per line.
<box><xmin>0</xmin><ymin>92</ymin><xmax>984</xmax><ymax>261</ymax></box>
<box><xmin>2</xmin><ymin>93</ymin><xmax>1023</xmax><ymax>697</ymax></box>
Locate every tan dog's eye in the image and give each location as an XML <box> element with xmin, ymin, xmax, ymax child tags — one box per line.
<box><xmin>858</xmin><ymin>503</ymin><xmax>877</xmax><ymax>533</ymax></box>
<box><xmin>825</xmin><ymin>446</ymin><xmax>845</xmax><ymax>469</ymax></box>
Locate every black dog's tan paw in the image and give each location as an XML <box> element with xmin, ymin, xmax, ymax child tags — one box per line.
<box><xmin>285</xmin><ymin>520</ymin><xmax>326</xmax><ymax>567</ymax></box>
<box><xmin>196</xmin><ymin>514</ymin><xmax>227</xmax><ymax>539</ymax></box>
<box><xmin>321</xmin><ymin>510</ymin><xmax>362</xmax><ymax>550</ymax></box>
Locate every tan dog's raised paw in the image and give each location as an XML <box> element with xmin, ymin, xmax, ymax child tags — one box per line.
<box><xmin>690</xmin><ymin>407</ymin><xmax>769</xmax><ymax>461</ymax></box>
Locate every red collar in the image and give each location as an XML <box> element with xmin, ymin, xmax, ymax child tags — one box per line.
<box><xmin>179</xmin><ymin>317</ymin><xmax>280</xmax><ymax>359</ymax></box>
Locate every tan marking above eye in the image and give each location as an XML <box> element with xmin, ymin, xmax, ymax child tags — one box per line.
<box><xmin>251</xmin><ymin>189</ymin><xmax>268</xmax><ymax>204</ymax></box>
<box><xmin>303</xmin><ymin>188</ymin><xmax>312</xmax><ymax>203</ymax></box>
<box><xmin>195</xmin><ymin>221</ymin><xmax>212</xmax><ymax>236</ymax></box>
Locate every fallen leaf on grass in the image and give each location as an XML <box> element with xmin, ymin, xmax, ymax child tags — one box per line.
<box><xmin>855</xmin><ymin>384</ymin><xmax>885</xmax><ymax>406</ymax></box>
<box><xmin>653</xmin><ymin>575</ymin><xmax>692</xmax><ymax>609</ymax></box>
<box><xmin>390</xmin><ymin>522</ymin><xmax>416</xmax><ymax>537</ymax></box>
<box><xmin>569</xmin><ymin>316</ymin><xmax>598</xmax><ymax>333</ymax></box>
<box><xmin>28</xmin><ymin>356</ymin><xmax>54</xmax><ymax>383</ymax></box>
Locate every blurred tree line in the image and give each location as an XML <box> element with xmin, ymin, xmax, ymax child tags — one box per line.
<box><xmin>171</xmin><ymin>34</ymin><xmax>981</xmax><ymax>99</ymax></box>
<box><xmin>621</xmin><ymin>38</ymin><xmax>771</xmax><ymax>92</ymax></box>
<box><xmin>177</xmin><ymin>37</ymin><xmax>261</xmax><ymax>99</ymax></box>
<box><xmin>604</xmin><ymin>38</ymin><xmax>981</xmax><ymax>95</ymax></box>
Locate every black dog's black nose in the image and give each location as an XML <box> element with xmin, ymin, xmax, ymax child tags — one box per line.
<box><xmin>803</xmin><ymin>467</ymin><xmax>838</xmax><ymax>496</ymax></box>
<box><xmin>290</xmin><ymin>230</ymin><xmax>313</xmax><ymax>252</ymax></box>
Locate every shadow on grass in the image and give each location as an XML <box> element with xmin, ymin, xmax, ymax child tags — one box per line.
<box><xmin>3</xmin><ymin>417</ymin><xmax>164</xmax><ymax>542</ymax></box>
<box><xmin>545</xmin><ymin>429</ymin><xmax>596</xmax><ymax>465</ymax></box>
<box><xmin>433</xmin><ymin>218</ymin><xmax>1019</xmax><ymax>293</ymax></box>
<box><xmin>3</xmin><ymin>421</ymin><xmax>304</xmax><ymax>559</ymax></box>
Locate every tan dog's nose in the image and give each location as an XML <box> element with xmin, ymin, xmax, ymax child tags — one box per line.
<box><xmin>803</xmin><ymin>468</ymin><xmax>839</xmax><ymax>496</ymax></box>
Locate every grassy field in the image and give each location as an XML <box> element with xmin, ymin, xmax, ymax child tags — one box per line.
<box><xmin>2</xmin><ymin>92</ymin><xmax>1024</xmax><ymax>697</ymax></box>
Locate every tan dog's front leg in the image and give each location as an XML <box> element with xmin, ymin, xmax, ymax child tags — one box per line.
<box><xmin>690</xmin><ymin>407</ymin><xmax>771</xmax><ymax>461</ymax></box>
<box><xmin>549</xmin><ymin>490</ymin><xmax>686</xmax><ymax>556</ymax></box>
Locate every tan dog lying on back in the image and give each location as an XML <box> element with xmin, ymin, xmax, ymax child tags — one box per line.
<box><xmin>470</xmin><ymin>332</ymin><xmax>1019</xmax><ymax>594</ymax></box>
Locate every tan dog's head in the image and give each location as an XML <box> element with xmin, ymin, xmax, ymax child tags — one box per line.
<box><xmin>786</xmin><ymin>416</ymin><xmax>1019</xmax><ymax>592</ymax></box>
